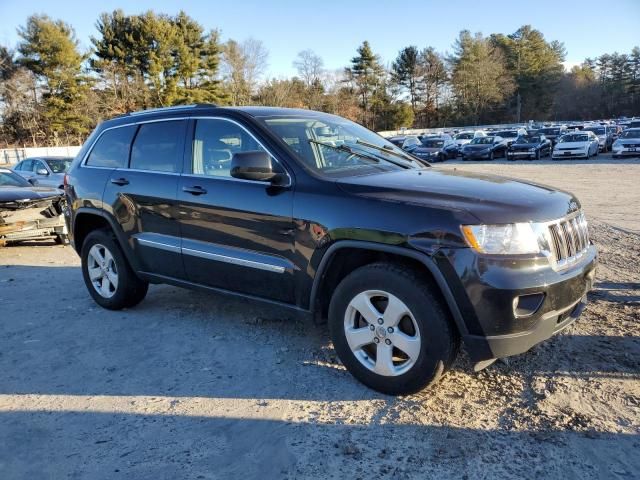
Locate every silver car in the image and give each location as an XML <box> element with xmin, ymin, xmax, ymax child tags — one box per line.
<box><xmin>612</xmin><ymin>128</ymin><xmax>640</xmax><ymax>158</ymax></box>
<box><xmin>12</xmin><ymin>156</ymin><xmax>73</xmax><ymax>189</ymax></box>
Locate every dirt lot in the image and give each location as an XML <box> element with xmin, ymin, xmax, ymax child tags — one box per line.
<box><xmin>1</xmin><ymin>156</ymin><xmax>638</xmax><ymax>479</ymax></box>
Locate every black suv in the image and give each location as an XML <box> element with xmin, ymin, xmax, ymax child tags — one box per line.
<box><xmin>65</xmin><ymin>105</ymin><xmax>597</xmax><ymax>395</ymax></box>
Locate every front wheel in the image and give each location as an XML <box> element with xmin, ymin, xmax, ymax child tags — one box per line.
<box><xmin>81</xmin><ymin>229</ymin><xmax>149</xmax><ymax>310</ymax></box>
<box><xmin>328</xmin><ymin>263</ymin><xmax>459</xmax><ymax>395</ymax></box>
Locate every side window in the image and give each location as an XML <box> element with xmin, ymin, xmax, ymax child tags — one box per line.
<box><xmin>20</xmin><ymin>160</ymin><xmax>34</xmax><ymax>171</ymax></box>
<box><xmin>34</xmin><ymin>160</ymin><xmax>47</xmax><ymax>172</ymax></box>
<box><xmin>191</xmin><ymin>119</ymin><xmax>268</xmax><ymax>177</ymax></box>
<box><xmin>86</xmin><ymin>126</ymin><xmax>137</xmax><ymax>168</ymax></box>
<box><xmin>14</xmin><ymin>161</ymin><xmax>23</xmax><ymax>171</ymax></box>
<box><xmin>130</xmin><ymin>121</ymin><xmax>186</xmax><ymax>173</ymax></box>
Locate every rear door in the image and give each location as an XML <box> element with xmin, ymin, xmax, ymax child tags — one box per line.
<box><xmin>102</xmin><ymin>119</ymin><xmax>187</xmax><ymax>280</ymax></box>
<box><xmin>176</xmin><ymin>117</ymin><xmax>296</xmax><ymax>304</ymax></box>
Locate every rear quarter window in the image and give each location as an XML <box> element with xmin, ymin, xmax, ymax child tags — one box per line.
<box><xmin>86</xmin><ymin>126</ymin><xmax>137</xmax><ymax>168</ymax></box>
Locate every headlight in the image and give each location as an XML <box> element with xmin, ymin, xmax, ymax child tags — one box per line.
<box><xmin>461</xmin><ymin>223</ymin><xmax>542</xmax><ymax>255</ymax></box>
<box><xmin>528</xmin><ymin>148</ymin><xmax>536</xmax><ymax>152</ymax></box>
<box><xmin>613</xmin><ymin>140</ymin><xmax>622</xmax><ymax>148</ymax></box>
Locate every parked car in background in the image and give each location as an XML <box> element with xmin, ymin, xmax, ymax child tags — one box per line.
<box><xmin>627</xmin><ymin>120</ymin><xmax>640</xmax><ymax>129</ymax></box>
<box><xmin>401</xmin><ymin>135</ymin><xmax>421</xmax><ymax>150</ymax></box>
<box><xmin>453</xmin><ymin>131</ymin><xmax>475</xmax><ymax>149</ymax></box>
<box><xmin>404</xmin><ymin>135</ymin><xmax>458</xmax><ymax>162</ymax></box>
<box><xmin>582</xmin><ymin>125</ymin><xmax>614</xmax><ymax>152</ymax></box>
<box><xmin>612</xmin><ymin>128</ymin><xmax>640</xmax><ymax>158</ymax></box>
<box><xmin>461</xmin><ymin>136</ymin><xmax>507</xmax><ymax>160</ymax></box>
<box><xmin>494</xmin><ymin>130</ymin><xmax>519</xmax><ymax>147</ymax></box>
<box><xmin>537</xmin><ymin>126</ymin><xmax>567</xmax><ymax>145</ymax></box>
<box><xmin>0</xmin><ymin>168</ymin><xmax>67</xmax><ymax>245</ymax></box>
<box><xmin>387</xmin><ymin>136</ymin><xmax>406</xmax><ymax>148</ymax></box>
<box><xmin>552</xmin><ymin>132</ymin><xmax>599</xmax><ymax>160</ymax></box>
<box><xmin>13</xmin><ymin>156</ymin><xmax>73</xmax><ymax>189</ymax></box>
<box><xmin>65</xmin><ymin>105</ymin><xmax>597</xmax><ymax>395</ymax></box>
<box><xmin>507</xmin><ymin>133</ymin><xmax>552</xmax><ymax>160</ymax></box>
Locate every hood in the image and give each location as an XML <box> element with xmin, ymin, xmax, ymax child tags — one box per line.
<box><xmin>336</xmin><ymin>168</ymin><xmax>579</xmax><ymax>224</ymax></box>
<box><xmin>463</xmin><ymin>144</ymin><xmax>492</xmax><ymax>151</ymax></box>
<box><xmin>555</xmin><ymin>141</ymin><xmax>589</xmax><ymax>149</ymax></box>
<box><xmin>0</xmin><ymin>185</ymin><xmax>63</xmax><ymax>203</ymax></box>
<box><xmin>413</xmin><ymin>146</ymin><xmax>442</xmax><ymax>154</ymax></box>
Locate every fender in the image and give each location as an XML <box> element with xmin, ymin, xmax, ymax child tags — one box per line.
<box><xmin>309</xmin><ymin>240</ymin><xmax>469</xmax><ymax>336</ymax></box>
<box><xmin>72</xmin><ymin>207</ymin><xmax>143</xmax><ymax>272</ymax></box>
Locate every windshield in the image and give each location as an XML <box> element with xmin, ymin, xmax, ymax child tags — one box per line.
<box><xmin>469</xmin><ymin>137</ymin><xmax>494</xmax><ymax>145</ymax></box>
<box><xmin>584</xmin><ymin>127</ymin><xmax>605</xmax><ymax>135</ymax></box>
<box><xmin>260</xmin><ymin>113</ymin><xmax>424</xmax><ymax>177</ymax></box>
<box><xmin>621</xmin><ymin>129</ymin><xmax>640</xmax><ymax>139</ymax></box>
<box><xmin>0</xmin><ymin>171</ymin><xmax>30</xmax><ymax>187</ymax></box>
<box><xmin>455</xmin><ymin>132</ymin><xmax>474</xmax><ymax>140</ymax></box>
<box><xmin>559</xmin><ymin>134</ymin><xmax>589</xmax><ymax>143</ymax></box>
<box><xmin>421</xmin><ymin>139</ymin><xmax>445</xmax><ymax>148</ymax></box>
<box><xmin>496</xmin><ymin>131</ymin><xmax>517</xmax><ymax>138</ymax></box>
<box><xmin>45</xmin><ymin>158</ymin><xmax>72</xmax><ymax>173</ymax></box>
<box><xmin>516</xmin><ymin>135</ymin><xmax>541</xmax><ymax>143</ymax></box>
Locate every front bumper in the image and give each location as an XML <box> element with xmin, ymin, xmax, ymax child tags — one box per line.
<box><xmin>507</xmin><ymin>151</ymin><xmax>535</xmax><ymax>159</ymax></box>
<box><xmin>612</xmin><ymin>147</ymin><xmax>640</xmax><ymax>157</ymax></box>
<box><xmin>552</xmin><ymin>150</ymin><xmax>588</xmax><ymax>159</ymax></box>
<box><xmin>462</xmin><ymin>151</ymin><xmax>491</xmax><ymax>160</ymax></box>
<box><xmin>434</xmin><ymin>245</ymin><xmax>597</xmax><ymax>362</ymax></box>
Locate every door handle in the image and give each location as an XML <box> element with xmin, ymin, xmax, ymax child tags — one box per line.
<box><xmin>182</xmin><ymin>185</ymin><xmax>207</xmax><ymax>195</ymax></box>
<box><xmin>110</xmin><ymin>177</ymin><xmax>129</xmax><ymax>186</ymax></box>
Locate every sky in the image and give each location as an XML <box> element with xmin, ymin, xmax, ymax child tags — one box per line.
<box><xmin>1</xmin><ymin>0</ymin><xmax>639</xmax><ymax>77</ymax></box>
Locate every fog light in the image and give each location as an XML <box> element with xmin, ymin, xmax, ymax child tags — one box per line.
<box><xmin>513</xmin><ymin>293</ymin><xmax>545</xmax><ymax>318</ymax></box>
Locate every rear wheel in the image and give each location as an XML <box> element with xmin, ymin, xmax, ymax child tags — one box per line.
<box><xmin>81</xmin><ymin>229</ymin><xmax>148</xmax><ymax>310</ymax></box>
<box><xmin>328</xmin><ymin>263</ymin><xmax>459</xmax><ymax>395</ymax></box>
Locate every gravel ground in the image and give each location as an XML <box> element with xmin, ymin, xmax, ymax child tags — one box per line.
<box><xmin>0</xmin><ymin>155</ymin><xmax>638</xmax><ymax>479</ymax></box>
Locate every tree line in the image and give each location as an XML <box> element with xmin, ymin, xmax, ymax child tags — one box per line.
<box><xmin>0</xmin><ymin>11</ymin><xmax>638</xmax><ymax>147</ymax></box>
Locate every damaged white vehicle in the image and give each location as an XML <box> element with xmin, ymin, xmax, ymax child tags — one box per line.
<box><xmin>0</xmin><ymin>168</ymin><xmax>67</xmax><ymax>245</ymax></box>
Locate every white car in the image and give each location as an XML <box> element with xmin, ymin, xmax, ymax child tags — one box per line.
<box><xmin>453</xmin><ymin>131</ymin><xmax>475</xmax><ymax>148</ymax></box>
<box><xmin>612</xmin><ymin>128</ymin><xmax>640</xmax><ymax>158</ymax></box>
<box><xmin>552</xmin><ymin>132</ymin><xmax>600</xmax><ymax>160</ymax></box>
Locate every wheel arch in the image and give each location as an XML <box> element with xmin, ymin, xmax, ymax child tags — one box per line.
<box><xmin>310</xmin><ymin>241</ymin><xmax>468</xmax><ymax>336</ymax></box>
<box><xmin>72</xmin><ymin>208</ymin><xmax>141</xmax><ymax>272</ymax></box>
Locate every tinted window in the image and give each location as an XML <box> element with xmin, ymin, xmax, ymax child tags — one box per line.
<box><xmin>45</xmin><ymin>158</ymin><xmax>72</xmax><ymax>173</ymax></box>
<box><xmin>130</xmin><ymin>121</ymin><xmax>185</xmax><ymax>173</ymax></box>
<box><xmin>18</xmin><ymin>160</ymin><xmax>34</xmax><ymax>171</ymax></box>
<box><xmin>86</xmin><ymin>126</ymin><xmax>136</xmax><ymax>168</ymax></box>
<box><xmin>0</xmin><ymin>171</ymin><xmax>30</xmax><ymax>187</ymax></box>
<box><xmin>192</xmin><ymin>119</ymin><xmax>267</xmax><ymax>177</ymax></box>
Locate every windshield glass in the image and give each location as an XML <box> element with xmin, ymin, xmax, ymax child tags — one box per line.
<box><xmin>45</xmin><ymin>158</ymin><xmax>72</xmax><ymax>173</ymax></box>
<box><xmin>421</xmin><ymin>139</ymin><xmax>444</xmax><ymax>148</ymax></box>
<box><xmin>0</xmin><ymin>171</ymin><xmax>30</xmax><ymax>187</ymax></box>
<box><xmin>539</xmin><ymin>128</ymin><xmax>560</xmax><ymax>135</ymax></box>
<box><xmin>559</xmin><ymin>134</ymin><xmax>589</xmax><ymax>143</ymax></box>
<box><xmin>516</xmin><ymin>135</ymin><xmax>541</xmax><ymax>143</ymax></box>
<box><xmin>469</xmin><ymin>137</ymin><xmax>494</xmax><ymax>145</ymax></box>
<box><xmin>496</xmin><ymin>131</ymin><xmax>517</xmax><ymax>138</ymax></box>
<box><xmin>260</xmin><ymin>113</ymin><xmax>424</xmax><ymax>177</ymax></box>
<box><xmin>621</xmin><ymin>129</ymin><xmax>640</xmax><ymax>138</ymax></box>
<box><xmin>584</xmin><ymin>127</ymin><xmax>605</xmax><ymax>135</ymax></box>
<box><xmin>455</xmin><ymin>132</ymin><xmax>474</xmax><ymax>140</ymax></box>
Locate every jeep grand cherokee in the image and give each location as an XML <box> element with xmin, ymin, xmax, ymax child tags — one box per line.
<box><xmin>64</xmin><ymin>104</ymin><xmax>597</xmax><ymax>395</ymax></box>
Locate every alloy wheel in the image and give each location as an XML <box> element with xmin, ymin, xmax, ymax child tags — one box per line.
<box><xmin>343</xmin><ymin>290</ymin><xmax>421</xmax><ymax>377</ymax></box>
<box><xmin>87</xmin><ymin>243</ymin><xmax>119</xmax><ymax>298</ymax></box>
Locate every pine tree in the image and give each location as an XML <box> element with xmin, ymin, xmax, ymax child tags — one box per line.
<box><xmin>345</xmin><ymin>41</ymin><xmax>386</xmax><ymax>128</ymax></box>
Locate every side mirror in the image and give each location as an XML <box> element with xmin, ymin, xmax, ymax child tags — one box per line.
<box><xmin>36</xmin><ymin>168</ymin><xmax>49</xmax><ymax>176</ymax></box>
<box><xmin>230</xmin><ymin>151</ymin><xmax>279</xmax><ymax>183</ymax></box>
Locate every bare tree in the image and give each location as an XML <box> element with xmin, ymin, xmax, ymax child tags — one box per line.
<box><xmin>221</xmin><ymin>38</ymin><xmax>269</xmax><ymax>105</ymax></box>
<box><xmin>293</xmin><ymin>49</ymin><xmax>324</xmax><ymax>88</ymax></box>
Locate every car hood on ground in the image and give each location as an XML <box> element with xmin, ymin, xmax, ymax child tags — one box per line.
<box><xmin>0</xmin><ymin>186</ymin><xmax>63</xmax><ymax>203</ymax></box>
<box><xmin>336</xmin><ymin>168</ymin><xmax>579</xmax><ymax>224</ymax></box>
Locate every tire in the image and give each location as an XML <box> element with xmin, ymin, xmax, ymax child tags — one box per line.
<box><xmin>488</xmin><ymin>151</ymin><xmax>494</xmax><ymax>161</ymax></box>
<box><xmin>328</xmin><ymin>262</ymin><xmax>459</xmax><ymax>395</ymax></box>
<box><xmin>535</xmin><ymin>150</ymin><xmax>540</xmax><ymax>161</ymax></box>
<box><xmin>81</xmin><ymin>228</ymin><xmax>148</xmax><ymax>310</ymax></box>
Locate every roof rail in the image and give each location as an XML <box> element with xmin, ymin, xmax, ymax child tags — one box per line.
<box><xmin>127</xmin><ymin>103</ymin><xmax>218</xmax><ymax>116</ymax></box>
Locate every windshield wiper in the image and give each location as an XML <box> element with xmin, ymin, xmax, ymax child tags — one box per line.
<box><xmin>308</xmin><ymin>139</ymin><xmax>382</xmax><ymax>165</ymax></box>
<box><xmin>353</xmin><ymin>139</ymin><xmax>428</xmax><ymax>168</ymax></box>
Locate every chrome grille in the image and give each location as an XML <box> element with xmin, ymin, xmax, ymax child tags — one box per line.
<box><xmin>547</xmin><ymin>212</ymin><xmax>590</xmax><ymax>269</ymax></box>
